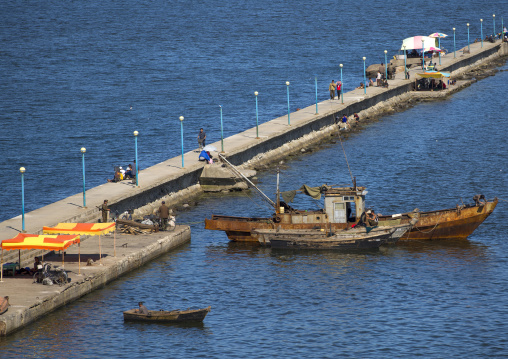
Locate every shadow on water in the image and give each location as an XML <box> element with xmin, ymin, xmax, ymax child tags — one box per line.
<box><xmin>123</xmin><ymin>320</ymin><xmax>208</xmax><ymax>331</ymax></box>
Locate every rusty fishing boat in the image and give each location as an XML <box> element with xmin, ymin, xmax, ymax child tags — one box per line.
<box><xmin>204</xmin><ymin>155</ymin><xmax>497</xmax><ymax>242</ymax></box>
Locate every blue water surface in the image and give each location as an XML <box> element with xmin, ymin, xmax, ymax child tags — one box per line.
<box><xmin>0</xmin><ymin>1</ymin><xmax>507</xmax><ymax>358</ymax></box>
<box><xmin>0</xmin><ymin>0</ymin><xmax>501</xmax><ymax>221</ymax></box>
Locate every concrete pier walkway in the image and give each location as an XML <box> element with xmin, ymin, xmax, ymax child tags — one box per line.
<box><xmin>0</xmin><ymin>226</ymin><xmax>190</xmax><ymax>336</ymax></box>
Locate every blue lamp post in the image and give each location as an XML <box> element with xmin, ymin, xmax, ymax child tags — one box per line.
<box><xmin>384</xmin><ymin>50</ymin><xmax>388</xmax><ymax>80</ymax></box>
<box><xmin>481</xmin><ymin>19</ymin><xmax>484</xmax><ymax>47</ymax></box>
<box><xmin>81</xmin><ymin>147</ymin><xmax>86</xmax><ymax>207</ymax></box>
<box><xmin>314</xmin><ymin>76</ymin><xmax>318</xmax><ymax>114</ymax></box>
<box><xmin>286</xmin><ymin>81</ymin><xmax>290</xmax><ymax>125</ymax></box>
<box><xmin>422</xmin><ymin>39</ymin><xmax>425</xmax><ymax>69</ymax></box>
<box><xmin>493</xmin><ymin>14</ymin><xmax>496</xmax><ymax>38</ymax></box>
<box><xmin>179</xmin><ymin>116</ymin><xmax>184</xmax><ymax>168</ymax></box>
<box><xmin>339</xmin><ymin>64</ymin><xmax>343</xmax><ymax>104</ymax></box>
<box><xmin>254</xmin><ymin>91</ymin><xmax>259</xmax><ymax>138</ymax></box>
<box><xmin>453</xmin><ymin>27</ymin><xmax>456</xmax><ymax>58</ymax></box>
<box><xmin>362</xmin><ymin>57</ymin><xmax>366</xmax><ymax>94</ymax></box>
<box><xmin>219</xmin><ymin>105</ymin><xmax>224</xmax><ymax>153</ymax></box>
<box><xmin>403</xmin><ymin>45</ymin><xmax>407</xmax><ymax>79</ymax></box>
<box><xmin>134</xmin><ymin>131</ymin><xmax>139</xmax><ymax>186</ymax></box>
<box><xmin>467</xmin><ymin>23</ymin><xmax>470</xmax><ymax>51</ymax></box>
<box><xmin>20</xmin><ymin>167</ymin><xmax>25</xmax><ymax>232</ymax></box>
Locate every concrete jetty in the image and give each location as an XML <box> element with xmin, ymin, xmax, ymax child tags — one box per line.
<box><xmin>1</xmin><ymin>40</ymin><xmax>505</xmax><ymax>263</ymax></box>
<box><xmin>0</xmin><ymin>226</ymin><xmax>190</xmax><ymax>336</ymax></box>
<box><xmin>0</xmin><ymin>40</ymin><xmax>506</xmax><ymax>335</ymax></box>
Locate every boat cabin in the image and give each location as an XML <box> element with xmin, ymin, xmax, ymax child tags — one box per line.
<box><xmin>276</xmin><ymin>185</ymin><xmax>367</xmax><ymax>226</ymax></box>
<box><xmin>323</xmin><ymin>186</ymin><xmax>367</xmax><ymax>224</ymax></box>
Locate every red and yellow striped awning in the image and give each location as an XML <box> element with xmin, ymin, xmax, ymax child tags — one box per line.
<box><xmin>1</xmin><ymin>233</ymin><xmax>80</xmax><ymax>251</ymax></box>
<box><xmin>43</xmin><ymin>223</ymin><xmax>116</xmax><ymax>236</ymax></box>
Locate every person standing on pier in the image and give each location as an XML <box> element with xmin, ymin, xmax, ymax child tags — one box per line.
<box><xmin>100</xmin><ymin>199</ymin><xmax>110</xmax><ymax>223</ymax></box>
<box><xmin>158</xmin><ymin>201</ymin><xmax>170</xmax><ymax>231</ymax></box>
<box><xmin>197</xmin><ymin>128</ymin><xmax>206</xmax><ymax>151</ymax></box>
<box><xmin>336</xmin><ymin>81</ymin><xmax>342</xmax><ymax>100</ymax></box>
<box><xmin>329</xmin><ymin>80</ymin><xmax>336</xmax><ymax>100</ymax></box>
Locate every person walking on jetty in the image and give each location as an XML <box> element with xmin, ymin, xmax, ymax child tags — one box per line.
<box><xmin>100</xmin><ymin>199</ymin><xmax>110</xmax><ymax>223</ymax></box>
<box><xmin>329</xmin><ymin>80</ymin><xmax>336</xmax><ymax>100</ymax></box>
<box><xmin>158</xmin><ymin>201</ymin><xmax>170</xmax><ymax>231</ymax></box>
<box><xmin>197</xmin><ymin>128</ymin><xmax>206</xmax><ymax>151</ymax></box>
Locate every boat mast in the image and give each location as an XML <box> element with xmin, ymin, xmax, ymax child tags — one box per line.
<box><xmin>276</xmin><ymin>167</ymin><xmax>280</xmax><ymax>213</ymax></box>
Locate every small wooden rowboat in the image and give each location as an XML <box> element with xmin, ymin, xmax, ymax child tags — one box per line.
<box><xmin>123</xmin><ymin>306</ymin><xmax>211</xmax><ymax>323</ymax></box>
<box><xmin>0</xmin><ymin>296</ymin><xmax>9</xmax><ymax>315</ymax></box>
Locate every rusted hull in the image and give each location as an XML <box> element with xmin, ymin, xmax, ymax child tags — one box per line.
<box><xmin>205</xmin><ymin>199</ymin><xmax>497</xmax><ymax>242</ymax></box>
<box><xmin>380</xmin><ymin>199</ymin><xmax>498</xmax><ymax>241</ymax></box>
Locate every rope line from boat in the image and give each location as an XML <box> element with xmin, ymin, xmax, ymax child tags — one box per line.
<box><xmin>337</xmin><ymin>133</ymin><xmax>354</xmax><ymax>185</ymax></box>
<box><xmin>413</xmin><ymin>219</ymin><xmax>442</xmax><ymax>234</ymax></box>
<box><xmin>218</xmin><ymin>153</ymin><xmax>275</xmax><ymax>210</ymax></box>
<box><xmin>498</xmin><ymin>198</ymin><xmax>508</xmax><ymax>202</ymax></box>
<box><xmin>244</xmin><ymin>191</ymin><xmax>272</xmax><ymax>211</ymax></box>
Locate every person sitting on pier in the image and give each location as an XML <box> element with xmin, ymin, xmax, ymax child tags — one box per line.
<box><xmin>356</xmin><ymin>82</ymin><xmax>364</xmax><ymax>89</ymax></box>
<box><xmin>137</xmin><ymin>302</ymin><xmax>149</xmax><ymax>315</ymax></box>
<box><xmin>30</xmin><ymin>257</ymin><xmax>42</xmax><ymax>275</ymax></box>
<box><xmin>107</xmin><ymin>169</ymin><xmax>122</xmax><ymax>183</ymax></box>
<box><xmin>369</xmin><ymin>78</ymin><xmax>374</xmax><ymax>87</ymax></box>
<box><xmin>124</xmin><ymin>164</ymin><xmax>134</xmax><ymax>179</ymax></box>
<box><xmin>198</xmin><ymin>150</ymin><xmax>213</xmax><ymax>164</ymax></box>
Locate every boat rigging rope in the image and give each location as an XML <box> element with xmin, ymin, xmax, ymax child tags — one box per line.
<box><xmin>218</xmin><ymin>154</ymin><xmax>275</xmax><ymax>211</ymax></box>
<box><xmin>413</xmin><ymin>218</ymin><xmax>442</xmax><ymax>234</ymax></box>
<box><xmin>337</xmin><ymin>133</ymin><xmax>354</xmax><ymax>185</ymax></box>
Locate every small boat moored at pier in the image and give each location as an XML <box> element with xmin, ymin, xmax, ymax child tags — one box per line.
<box><xmin>123</xmin><ymin>306</ymin><xmax>211</xmax><ymax>323</ymax></box>
<box><xmin>253</xmin><ymin>222</ymin><xmax>413</xmax><ymax>249</ymax></box>
<box><xmin>259</xmin><ymin>227</ymin><xmax>398</xmax><ymax>250</ymax></box>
